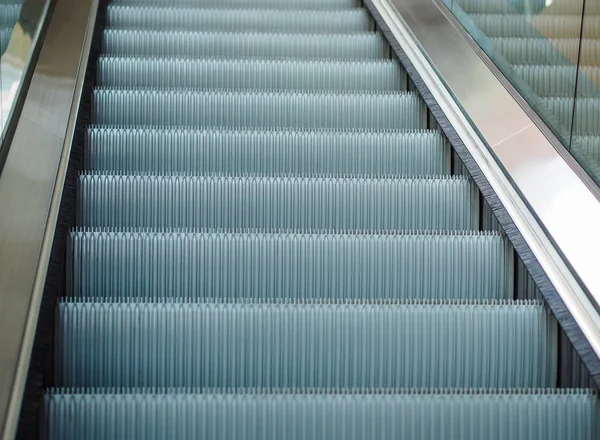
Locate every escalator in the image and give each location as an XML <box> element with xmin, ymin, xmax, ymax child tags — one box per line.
<box><xmin>7</xmin><ymin>0</ymin><xmax>595</xmax><ymax>437</ymax></box>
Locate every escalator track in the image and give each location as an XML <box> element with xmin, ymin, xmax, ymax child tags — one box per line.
<box><xmin>39</xmin><ymin>0</ymin><xmax>599</xmax><ymax>437</ymax></box>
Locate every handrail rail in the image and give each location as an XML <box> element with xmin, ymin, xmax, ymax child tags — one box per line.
<box><xmin>0</xmin><ymin>0</ymin><xmax>98</xmax><ymax>437</ymax></box>
<box><xmin>365</xmin><ymin>0</ymin><xmax>600</xmax><ymax>383</ymax></box>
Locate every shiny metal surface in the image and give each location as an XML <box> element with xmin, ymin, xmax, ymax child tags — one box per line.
<box><xmin>0</xmin><ymin>0</ymin><xmax>52</xmax><ymax>151</ymax></box>
<box><xmin>0</xmin><ymin>0</ymin><xmax>97</xmax><ymax>437</ymax></box>
<box><xmin>367</xmin><ymin>0</ymin><xmax>600</xmax><ymax>361</ymax></box>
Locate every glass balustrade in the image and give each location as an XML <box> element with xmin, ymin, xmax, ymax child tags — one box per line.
<box><xmin>444</xmin><ymin>0</ymin><xmax>600</xmax><ymax>187</ymax></box>
<box><xmin>0</xmin><ymin>0</ymin><xmax>51</xmax><ymax>152</ymax></box>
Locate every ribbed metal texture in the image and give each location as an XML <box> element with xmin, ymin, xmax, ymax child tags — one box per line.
<box><xmin>43</xmin><ymin>389</ymin><xmax>599</xmax><ymax>440</ymax></box>
<box><xmin>96</xmin><ymin>58</ymin><xmax>406</xmax><ymax>91</ymax></box>
<box><xmin>102</xmin><ymin>30</ymin><xmax>388</xmax><ymax>59</ymax></box>
<box><xmin>69</xmin><ymin>230</ymin><xmax>514</xmax><ymax>300</ymax></box>
<box><xmin>512</xmin><ymin>65</ymin><xmax>580</xmax><ymax>97</ymax></box>
<box><xmin>106</xmin><ymin>7</ymin><xmax>372</xmax><ymax>33</ymax></box>
<box><xmin>573</xmin><ymin>136</ymin><xmax>600</xmax><ymax>162</ymax></box>
<box><xmin>56</xmin><ymin>300</ymin><xmax>557</xmax><ymax>388</ymax></box>
<box><xmin>85</xmin><ymin>128</ymin><xmax>450</xmax><ymax>176</ymax></box>
<box><xmin>0</xmin><ymin>3</ymin><xmax>19</xmax><ymax>27</ymax></box>
<box><xmin>493</xmin><ymin>38</ymin><xmax>600</xmax><ymax>66</ymax></box>
<box><xmin>110</xmin><ymin>0</ymin><xmax>360</xmax><ymax>8</ymax></box>
<box><xmin>458</xmin><ymin>0</ymin><xmax>600</xmax><ymax>14</ymax></box>
<box><xmin>470</xmin><ymin>14</ymin><xmax>599</xmax><ymax>39</ymax></box>
<box><xmin>44</xmin><ymin>0</ymin><xmax>600</xmax><ymax>436</ymax></box>
<box><xmin>492</xmin><ymin>37</ymin><xmax>573</xmax><ymax>65</ymax></box>
<box><xmin>542</xmin><ymin>97</ymin><xmax>600</xmax><ymax>134</ymax></box>
<box><xmin>76</xmin><ymin>174</ymin><xmax>479</xmax><ymax>231</ymax></box>
<box><xmin>92</xmin><ymin>89</ymin><xmax>427</xmax><ymax>129</ymax></box>
<box><xmin>455</xmin><ymin>0</ymin><xmax>516</xmax><ymax>14</ymax></box>
<box><xmin>0</xmin><ymin>26</ymin><xmax>11</xmax><ymax>55</ymax></box>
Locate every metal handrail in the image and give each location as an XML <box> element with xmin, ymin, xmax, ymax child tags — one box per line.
<box><xmin>0</xmin><ymin>0</ymin><xmax>98</xmax><ymax>437</ymax></box>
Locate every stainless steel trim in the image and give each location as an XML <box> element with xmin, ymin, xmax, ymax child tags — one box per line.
<box><xmin>0</xmin><ymin>0</ymin><xmax>98</xmax><ymax>437</ymax></box>
<box><xmin>0</xmin><ymin>0</ymin><xmax>52</xmax><ymax>149</ymax></box>
<box><xmin>368</xmin><ymin>0</ymin><xmax>600</xmax><ymax>357</ymax></box>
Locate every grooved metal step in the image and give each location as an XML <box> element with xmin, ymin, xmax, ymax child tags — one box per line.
<box><xmin>91</xmin><ymin>89</ymin><xmax>427</xmax><ymax>129</ymax></box>
<box><xmin>43</xmin><ymin>389</ymin><xmax>599</xmax><ymax>440</ymax></box>
<box><xmin>96</xmin><ymin>57</ymin><xmax>407</xmax><ymax>91</ymax></box>
<box><xmin>69</xmin><ymin>229</ymin><xmax>514</xmax><ymax>300</ymax></box>
<box><xmin>102</xmin><ymin>30</ymin><xmax>389</xmax><ymax>59</ymax></box>
<box><xmin>85</xmin><ymin>128</ymin><xmax>449</xmax><ymax>175</ymax></box>
<box><xmin>56</xmin><ymin>299</ymin><xmax>557</xmax><ymax>388</ymax></box>
<box><xmin>106</xmin><ymin>6</ymin><xmax>373</xmax><ymax>32</ymax></box>
<box><xmin>76</xmin><ymin>174</ymin><xmax>479</xmax><ymax>230</ymax></box>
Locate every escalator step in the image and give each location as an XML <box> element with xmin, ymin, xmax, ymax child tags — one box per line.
<box><xmin>469</xmin><ymin>14</ymin><xmax>598</xmax><ymax>39</ymax></box>
<box><xmin>573</xmin><ymin>136</ymin><xmax>600</xmax><ymax>163</ymax></box>
<box><xmin>85</xmin><ymin>128</ymin><xmax>449</xmax><ymax>175</ymax></box>
<box><xmin>512</xmin><ymin>65</ymin><xmax>599</xmax><ymax>97</ymax></box>
<box><xmin>102</xmin><ymin>30</ymin><xmax>388</xmax><ymax>59</ymax></box>
<box><xmin>572</xmin><ymin>136</ymin><xmax>600</xmax><ymax>182</ymax></box>
<box><xmin>0</xmin><ymin>3</ymin><xmax>20</xmax><ymax>27</ymax></box>
<box><xmin>106</xmin><ymin>6</ymin><xmax>372</xmax><ymax>33</ymax></box>
<box><xmin>56</xmin><ymin>299</ymin><xmax>557</xmax><ymax>388</ymax></box>
<box><xmin>492</xmin><ymin>37</ymin><xmax>574</xmax><ymax>65</ymax></box>
<box><xmin>91</xmin><ymin>89</ymin><xmax>427</xmax><ymax>129</ymax></box>
<box><xmin>69</xmin><ymin>229</ymin><xmax>514</xmax><ymax>300</ymax></box>
<box><xmin>43</xmin><ymin>389</ymin><xmax>598</xmax><ymax>440</ymax></box>
<box><xmin>76</xmin><ymin>174</ymin><xmax>479</xmax><ymax>231</ymax></box>
<box><xmin>96</xmin><ymin>57</ymin><xmax>406</xmax><ymax>91</ymax></box>
<box><xmin>110</xmin><ymin>0</ymin><xmax>360</xmax><ymax>8</ymax></box>
<box><xmin>454</xmin><ymin>0</ymin><xmax>515</xmax><ymax>14</ymax></box>
<box><xmin>456</xmin><ymin>0</ymin><xmax>600</xmax><ymax>15</ymax></box>
<box><xmin>0</xmin><ymin>26</ymin><xmax>12</xmax><ymax>54</ymax></box>
<box><xmin>542</xmin><ymin>97</ymin><xmax>600</xmax><ymax>134</ymax></box>
<box><xmin>492</xmin><ymin>37</ymin><xmax>600</xmax><ymax>66</ymax></box>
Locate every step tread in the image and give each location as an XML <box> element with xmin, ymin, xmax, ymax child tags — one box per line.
<box><xmin>69</xmin><ymin>229</ymin><xmax>513</xmax><ymax>301</ymax></box>
<box><xmin>55</xmin><ymin>299</ymin><xmax>556</xmax><ymax>389</ymax></box>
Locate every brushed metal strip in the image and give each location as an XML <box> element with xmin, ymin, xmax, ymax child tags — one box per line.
<box><xmin>366</xmin><ymin>0</ymin><xmax>600</xmax><ymax>366</ymax></box>
<box><xmin>0</xmin><ymin>0</ymin><xmax>98</xmax><ymax>438</ymax></box>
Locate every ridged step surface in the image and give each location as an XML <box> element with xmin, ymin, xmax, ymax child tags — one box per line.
<box><xmin>106</xmin><ymin>7</ymin><xmax>372</xmax><ymax>32</ymax></box>
<box><xmin>457</xmin><ymin>0</ymin><xmax>600</xmax><ymax>14</ymax></box>
<box><xmin>43</xmin><ymin>389</ymin><xmax>599</xmax><ymax>440</ymax></box>
<box><xmin>76</xmin><ymin>174</ymin><xmax>479</xmax><ymax>230</ymax></box>
<box><xmin>542</xmin><ymin>97</ymin><xmax>600</xmax><ymax>134</ymax></box>
<box><xmin>0</xmin><ymin>26</ymin><xmax>11</xmax><ymax>54</ymax></box>
<box><xmin>110</xmin><ymin>0</ymin><xmax>361</xmax><ymax>8</ymax></box>
<box><xmin>512</xmin><ymin>65</ymin><xmax>599</xmax><ymax>97</ymax></box>
<box><xmin>470</xmin><ymin>14</ymin><xmax>600</xmax><ymax>39</ymax></box>
<box><xmin>102</xmin><ymin>30</ymin><xmax>388</xmax><ymax>59</ymax></box>
<box><xmin>69</xmin><ymin>230</ymin><xmax>514</xmax><ymax>300</ymax></box>
<box><xmin>96</xmin><ymin>58</ymin><xmax>407</xmax><ymax>91</ymax></box>
<box><xmin>92</xmin><ymin>89</ymin><xmax>426</xmax><ymax>129</ymax></box>
<box><xmin>0</xmin><ymin>3</ymin><xmax>19</xmax><ymax>27</ymax></box>
<box><xmin>56</xmin><ymin>300</ymin><xmax>557</xmax><ymax>388</ymax></box>
<box><xmin>85</xmin><ymin>128</ymin><xmax>450</xmax><ymax>175</ymax></box>
<box><xmin>42</xmin><ymin>0</ymin><xmax>599</xmax><ymax>437</ymax></box>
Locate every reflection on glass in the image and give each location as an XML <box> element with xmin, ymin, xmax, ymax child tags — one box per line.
<box><xmin>450</xmin><ymin>0</ymin><xmax>586</xmax><ymax>145</ymax></box>
<box><xmin>571</xmin><ymin>1</ymin><xmax>600</xmax><ymax>185</ymax></box>
<box><xmin>0</xmin><ymin>1</ymin><xmax>22</xmax><ymax>56</ymax></box>
<box><xmin>0</xmin><ymin>0</ymin><xmax>49</xmax><ymax>150</ymax></box>
<box><xmin>448</xmin><ymin>0</ymin><xmax>600</xmax><ymax>189</ymax></box>
<box><xmin>0</xmin><ymin>1</ymin><xmax>24</xmax><ymax>127</ymax></box>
